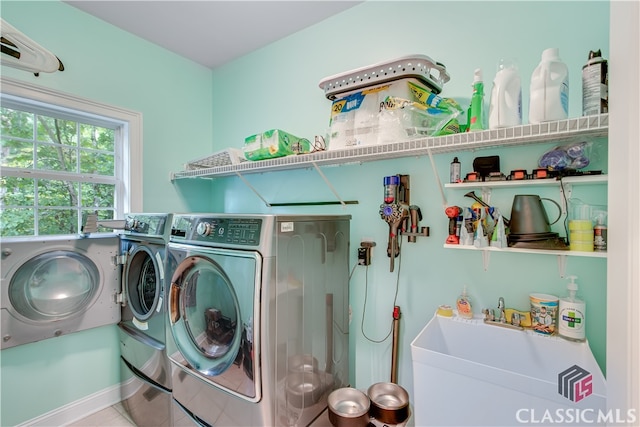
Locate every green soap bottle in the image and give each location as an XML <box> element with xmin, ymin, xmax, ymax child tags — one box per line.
<box><xmin>469</xmin><ymin>68</ymin><xmax>485</xmax><ymax>132</ymax></box>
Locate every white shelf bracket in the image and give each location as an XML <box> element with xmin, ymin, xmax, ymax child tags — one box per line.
<box><xmin>312</xmin><ymin>162</ymin><xmax>347</xmax><ymax>207</ymax></box>
<box><xmin>235</xmin><ymin>171</ymin><xmax>272</xmax><ymax>208</ymax></box>
<box><xmin>481</xmin><ymin>187</ymin><xmax>492</xmax><ymax>205</ymax></box>
<box><xmin>427</xmin><ymin>148</ymin><xmax>448</xmax><ymax>209</ymax></box>
<box><xmin>559</xmin><ymin>181</ymin><xmax>572</xmax><ymax>215</ymax></box>
<box><xmin>557</xmin><ymin>254</ymin><xmax>567</xmax><ymax>278</ymax></box>
<box><xmin>482</xmin><ymin>249</ymin><xmax>490</xmax><ymax>271</ymax></box>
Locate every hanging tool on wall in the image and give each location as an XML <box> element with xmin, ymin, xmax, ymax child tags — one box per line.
<box><xmin>380</xmin><ymin>202</ymin><xmax>408</xmax><ymax>272</ymax></box>
<box><xmin>379</xmin><ymin>175</ymin><xmax>409</xmax><ymax>272</ymax></box>
<box><xmin>379</xmin><ymin>175</ymin><xmax>428</xmax><ymax>272</ymax></box>
<box><xmin>408</xmin><ymin>205</ymin><xmax>422</xmax><ymax>243</ymax></box>
<box><xmin>390</xmin><ymin>305</ymin><xmax>401</xmax><ymax>383</ymax></box>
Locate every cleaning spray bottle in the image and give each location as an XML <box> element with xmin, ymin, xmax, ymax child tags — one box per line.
<box><xmin>456</xmin><ymin>285</ymin><xmax>474</xmax><ymax>319</ymax></box>
<box><xmin>469</xmin><ymin>69</ymin><xmax>485</xmax><ymax>131</ymax></box>
<box><xmin>558</xmin><ymin>276</ymin><xmax>586</xmax><ymax>341</ymax></box>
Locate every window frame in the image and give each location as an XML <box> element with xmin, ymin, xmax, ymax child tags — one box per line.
<box><xmin>1</xmin><ymin>76</ymin><xmax>142</xmax><ymax>234</ymax></box>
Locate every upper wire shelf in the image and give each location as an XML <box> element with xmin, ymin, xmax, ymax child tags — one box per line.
<box><xmin>171</xmin><ymin>114</ymin><xmax>608</xmax><ymax>180</ymax></box>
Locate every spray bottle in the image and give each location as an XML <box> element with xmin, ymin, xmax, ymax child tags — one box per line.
<box><xmin>558</xmin><ymin>276</ymin><xmax>586</xmax><ymax>341</ymax></box>
<box><xmin>469</xmin><ymin>69</ymin><xmax>485</xmax><ymax>131</ymax></box>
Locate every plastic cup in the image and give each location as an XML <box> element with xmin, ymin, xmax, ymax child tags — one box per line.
<box><xmin>530</xmin><ymin>293</ymin><xmax>559</xmax><ymax>335</ymax></box>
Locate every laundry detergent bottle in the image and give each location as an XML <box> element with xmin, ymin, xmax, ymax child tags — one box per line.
<box><xmin>558</xmin><ymin>276</ymin><xmax>586</xmax><ymax>341</ymax></box>
<box><xmin>489</xmin><ymin>59</ymin><xmax>522</xmax><ymax>129</ymax></box>
<box><xmin>529</xmin><ymin>48</ymin><xmax>569</xmax><ymax>123</ymax></box>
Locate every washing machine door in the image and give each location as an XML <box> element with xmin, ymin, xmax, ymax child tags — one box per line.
<box><xmin>124</xmin><ymin>245</ymin><xmax>164</xmax><ymax>321</ymax></box>
<box><xmin>168</xmin><ymin>251</ymin><xmax>255</xmax><ymax>380</ymax></box>
<box><xmin>8</xmin><ymin>251</ymin><xmax>100</xmax><ymax>321</ymax></box>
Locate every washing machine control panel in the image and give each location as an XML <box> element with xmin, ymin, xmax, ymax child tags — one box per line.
<box><xmin>192</xmin><ymin>217</ymin><xmax>262</xmax><ymax>246</ymax></box>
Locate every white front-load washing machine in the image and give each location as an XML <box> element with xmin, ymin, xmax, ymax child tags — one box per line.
<box><xmin>166</xmin><ymin>214</ymin><xmax>351</xmax><ymax>427</ymax></box>
<box><xmin>117</xmin><ymin>213</ymin><xmax>173</xmax><ymax>427</ymax></box>
<box><xmin>1</xmin><ymin>234</ymin><xmax>120</xmax><ymax>349</ymax></box>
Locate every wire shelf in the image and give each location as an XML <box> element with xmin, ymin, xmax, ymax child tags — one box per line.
<box><xmin>171</xmin><ymin>114</ymin><xmax>608</xmax><ymax>180</ymax></box>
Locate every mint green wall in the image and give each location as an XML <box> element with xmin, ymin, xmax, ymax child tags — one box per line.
<box><xmin>1</xmin><ymin>1</ymin><xmax>216</xmax><ymax>425</ymax></box>
<box><xmin>210</xmin><ymin>0</ymin><xmax>609</xmax><ymax>398</ymax></box>
<box><xmin>0</xmin><ymin>326</ymin><xmax>119</xmax><ymax>425</ymax></box>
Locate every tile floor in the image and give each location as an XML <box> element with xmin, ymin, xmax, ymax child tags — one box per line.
<box><xmin>67</xmin><ymin>402</ymin><xmax>136</xmax><ymax>427</ymax></box>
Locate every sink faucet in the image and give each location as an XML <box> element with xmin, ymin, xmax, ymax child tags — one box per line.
<box><xmin>497</xmin><ymin>297</ymin><xmax>506</xmax><ymax>322</ymax></box>
<box><xmin>482</xmin><ymin>297</ymin><xmax>524</xmax><ymax>331</ymax></box>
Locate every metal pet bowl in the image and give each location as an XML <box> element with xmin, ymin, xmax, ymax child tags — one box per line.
<box><xmin>367</xmin><ymin>382</ymin><xmax>410</xmax><ymax>424</ymax></box>
<box><xmin>328</xmin><ymin>387</ymin><xmax>370</xmax><ymax>427</ymax></box>
<box><xmin>287</xmin><ymin>354</ymin><xmax>318</xmax><ymax>373</ymax></box>
<box><xmin>285</xmin><ymin>371</ymin><xmax>323</xmax><ymax>409</ymax></box>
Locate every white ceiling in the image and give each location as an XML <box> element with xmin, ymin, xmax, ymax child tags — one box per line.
<box><xmin>64</xmin><ymin>1</ymin><xmax>361</xmax><ymax>69</ymax></box>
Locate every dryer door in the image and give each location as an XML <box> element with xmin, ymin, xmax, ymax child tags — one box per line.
<box><xmin>8</xmin><ymin>251</ymin><xmax>100</xmax><ymax>321</ymax></box>
<box><xmin>168</xmin><ymin>247</ymin><xmax>260</xmax><ymax>401</ymax></box>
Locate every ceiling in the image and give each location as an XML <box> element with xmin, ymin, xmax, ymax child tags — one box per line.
<box><xmin>64</xmin><ymin>1</ymin><xmax>361</xmax><ymax>69</ymax></box>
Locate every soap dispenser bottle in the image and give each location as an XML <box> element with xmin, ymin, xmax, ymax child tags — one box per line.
<box><xmin>456</xmin><ymin>286</ymin><xmax>474</xmax><ymax>319</ymax></box>
<box><xmin>558</xmin><ymin>276</ymin><xmax>586</xmax><ymax>341</ymax></box>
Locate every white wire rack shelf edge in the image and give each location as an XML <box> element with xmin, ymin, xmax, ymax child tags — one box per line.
<box><xmin>171</xmin><ymin>115</ymin><xmax>608</xmax><ymax>180</ymax></box>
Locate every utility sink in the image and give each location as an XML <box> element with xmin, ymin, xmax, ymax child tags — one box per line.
<box><xmin>411</xmin><ymin>313</ymin><xmax>606</xmax><ymax>426</ymax></box>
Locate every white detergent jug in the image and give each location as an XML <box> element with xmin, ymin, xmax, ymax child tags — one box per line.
<box><xmin>489</xmin><ymin>59</ymin><xmax>522</xmax><ymax>129</ymax></box>
<box><xmin>529</xmin><ymin>48</ymin><xmax>569</xmax><ymax>123</ymax></box>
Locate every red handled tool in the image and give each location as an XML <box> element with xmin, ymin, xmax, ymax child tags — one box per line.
<box><xmin>445</xmin><ymin>206</ymin><xmax>461</xmax><ymax>244</ymax></box>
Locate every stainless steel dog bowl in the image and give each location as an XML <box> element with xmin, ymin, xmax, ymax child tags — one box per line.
<box><xmin>288</xmin><ymin>354</ymin><xmax>318</xmax><ymax>373</ymax></box>
<box><xmin>327</xmin><ymin>387</ymin><xmax>370</xmax><ymax>427</ymax></box>
<box><xmin>367</xmin><ymin>382</ymin><xmax>410</xmax><ymax>424</ymax></box>
<box><xmin>285</xmin><ymin>371</ymin><xmax>323</xmax><ymax>409</ymax></box>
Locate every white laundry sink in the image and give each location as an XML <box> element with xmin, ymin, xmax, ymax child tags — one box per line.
<box><xmin>411</xmin><ymin>313</ymin><xmax>606</xmax><ymax>426</ymax></box>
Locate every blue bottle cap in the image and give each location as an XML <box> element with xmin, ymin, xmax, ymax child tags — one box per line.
<box><xmin>384</xmin><ymin>176</ymin><xmax>400</xmax><ymax>185</ymax></box>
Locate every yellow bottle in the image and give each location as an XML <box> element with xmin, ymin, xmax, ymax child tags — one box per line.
<box><xmin>456</xmin><ymin>286</ymin><xmax>474</xmax><ymax>319</ymax></box>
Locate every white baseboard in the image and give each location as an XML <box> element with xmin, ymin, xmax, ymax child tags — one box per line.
<box><xmin>17</xmin><ymin>379</ymin><xmax>135</xmax><ymax>427</ymax></box>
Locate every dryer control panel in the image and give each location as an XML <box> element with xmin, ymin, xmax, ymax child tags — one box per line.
<box><xmin>171</xmin><ymin>216</ymin><xmax>262</xmax><ymax>246</ymax></box>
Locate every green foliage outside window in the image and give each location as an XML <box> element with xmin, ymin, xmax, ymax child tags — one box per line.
<box><xmin>1</xmin><ymin>106</ymin><xmax>116</xmax><ymax>237</ymax></box>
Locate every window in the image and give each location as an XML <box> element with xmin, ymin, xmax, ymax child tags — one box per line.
<box><xmin>0</xmin><ymin>77</ymin><xmax>142</xmax><ymax>237</ymax></box>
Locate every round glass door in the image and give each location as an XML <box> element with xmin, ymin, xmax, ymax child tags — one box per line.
<box><xmin>9</xmin><ymin>251</ymin><xmax>100</xmax><ymax>321</ymax></box>
<box><xmin>125</xmin><ymin>246</ymin><xmax>161</xmax><ymax>321</ymax></box>
<box><xmin>169</xmin><ymin>255</ymin><xmax>241</xmax><ymax>377</ymax></box>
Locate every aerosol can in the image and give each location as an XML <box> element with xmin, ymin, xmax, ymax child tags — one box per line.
<box><xmin>582</xmin><ymin>49</ymin><xmax>608</xmax><ymax>116</ymax></box>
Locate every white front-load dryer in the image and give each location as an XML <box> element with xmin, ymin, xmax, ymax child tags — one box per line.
<box><xmin>1</xmin><ymin>234</ymin><xmax>120</xmax><ymax>349</ymax></box>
